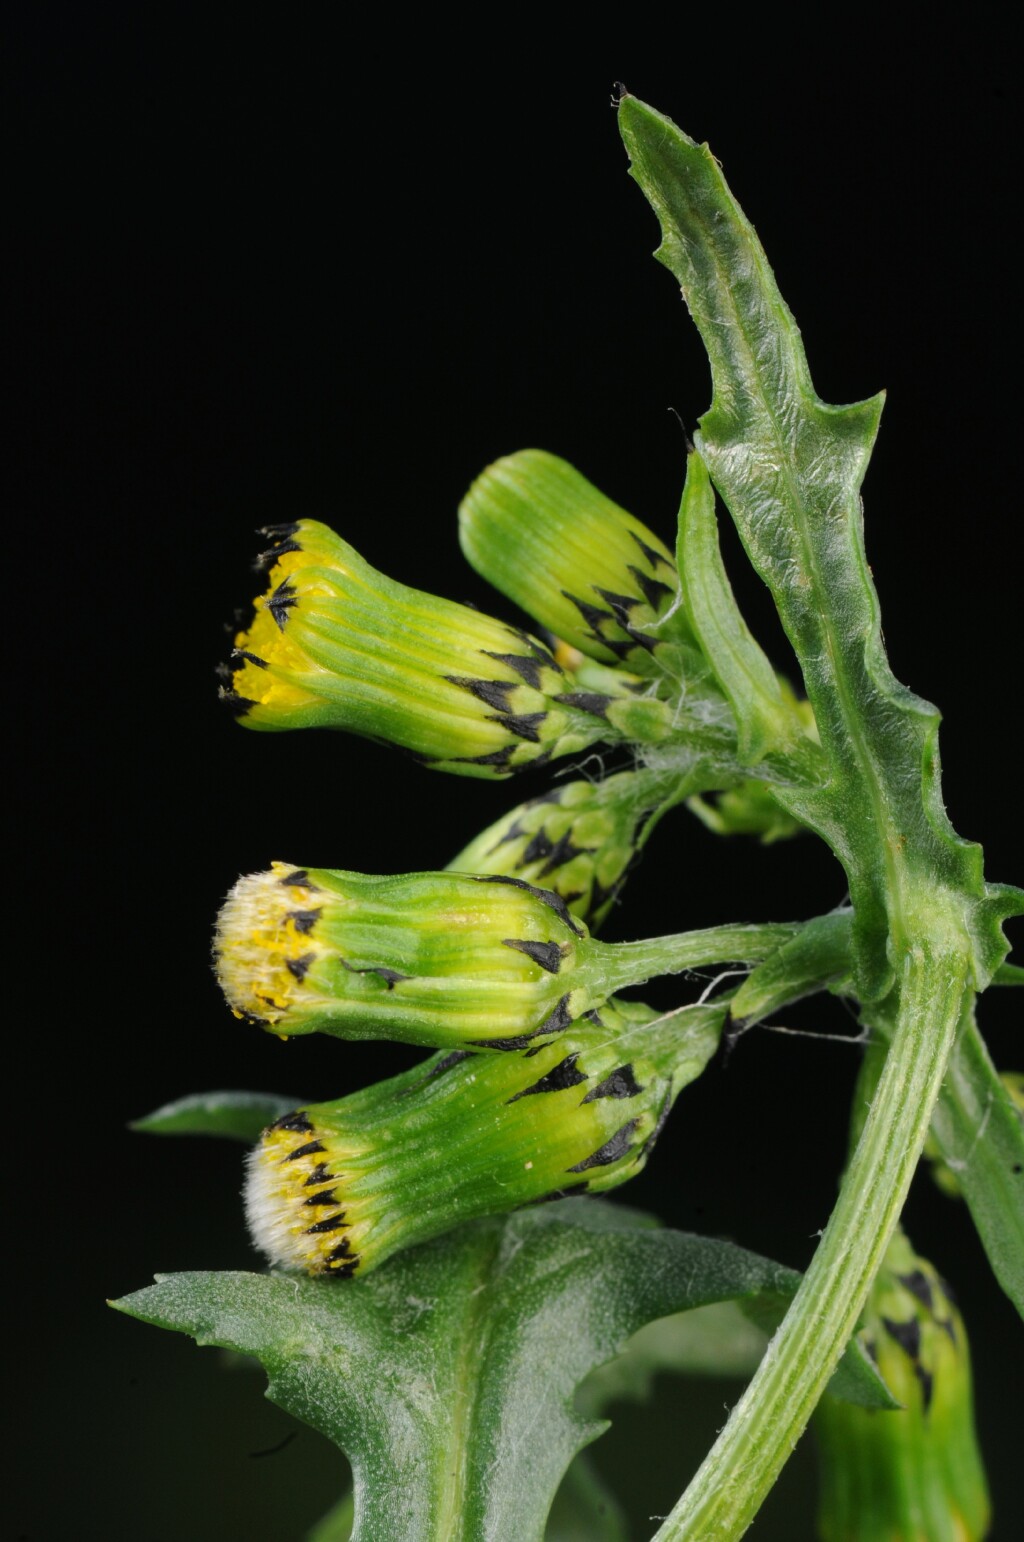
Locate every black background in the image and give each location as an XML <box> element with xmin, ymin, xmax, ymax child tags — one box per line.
<box><xmin>10</xmin><ymin>11</ymin><xmax>1021</xmax><ymax>1539</ymax></box>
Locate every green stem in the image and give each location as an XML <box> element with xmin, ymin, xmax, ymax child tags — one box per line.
<box><xmin>586</xmin><ymin>921</ymin><xmax>800</xmax><ymax>1000</ymax></box>
<box><xmin>651</xmin><ymin>935</ymin><xmax>971</xmax><ymax>1541</ymax></box>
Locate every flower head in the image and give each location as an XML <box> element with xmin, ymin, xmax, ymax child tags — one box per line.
<box><xmin>245</xmin><ymin>999</ymin><xmax>722</xmax><ymax>1277</ymax></box>
<box><xmin>448</xmin><ymin>767</ymin><xmax>678</xmax><ymax>927</ymax></box>
<box><xmin>223</xmin><ymin>519</ymin><xmax>667</xmax><ymax>776</ymax></box>
<box><xmin>215</xmin><ymin>861</ymin><xmax>601</xmax><ymax>1049</ymax></box>
<box><xmin>459</xmin><ymin>450</ymin><xmax>687</xmax><ymax>674</ymax></box>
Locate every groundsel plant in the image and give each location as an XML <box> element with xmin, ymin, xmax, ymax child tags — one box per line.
<box><xmin>115</xmin><ymin>91</ymin><xmax>1022</xmax><ymax>1541</ymax></box>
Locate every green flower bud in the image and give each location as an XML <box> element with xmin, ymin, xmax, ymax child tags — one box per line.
<box><xmin>223</xmin><ymin>519</ymin><xmax>659</xmax><ymax>778</ymax></box>
<box><xmin>815</xmin><ymin>1231</ymin><xmax>990</xmax><ymax>1542</ymax></box>
<box><xmin>215</xmin><ymin>862</ymin><xmax>600</xmax><ymax>1049</ymax></box>
<box><xmin>448</xmin><ymin>767</ymin><xmax>679</xmax><ymax>927</ymax></box>
<box><xmin>244</xmin><ymin>1001</ymin><xmax>723</xmax><ymax>1278</ymax></box>
<box><xmin>459</xmin><ymin>450</ymin><xmax>686</xmax><ymax>675</ymax></box>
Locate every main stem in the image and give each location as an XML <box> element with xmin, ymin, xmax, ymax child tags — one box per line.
<box><xmin>652</xmin><ymin>933</ymin><xmax>971</xmax><ymax>1541</ymax></box>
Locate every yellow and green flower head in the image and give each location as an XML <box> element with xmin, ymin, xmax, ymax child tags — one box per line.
<box><xmin>815</xmin><ymin>1230</ymin><xmax>990</xmax><ymax>1542</ymax></box>
<box><xmin>458</xmin><ymin>450</ymin><xmax>687</xmax><ymax>676</ymax></box>
<box><xmin>223</xmin><ymin>519</ymin><xmax>670</xmax><ymax>777</ymax></box>
<box><xmin>448</xmin><ymin>767</ymin><xmax>679</xmax><ymax>928</ymax></box>
<box><xmin>215</xmin><ymin>861</ymin><xmax>607</xmax><ymax>1050</ymax></box>
<box><xmin>244</xmin><ymin>999</ymin><xmax>723</xmax><ymax>1278</ymax></box>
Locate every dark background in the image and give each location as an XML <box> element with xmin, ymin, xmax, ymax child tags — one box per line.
<box><xmin>11</xmin><ymin>11</ymin><xmax>1021</xmax><ymax>1539</ymax></box>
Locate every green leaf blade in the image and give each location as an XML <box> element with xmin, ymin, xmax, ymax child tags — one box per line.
<box><xmin>676</xmin><ymin>448</ymin><xmax>795</xmax><ymax>767</ymax></box>
<box><xmin>131</xmin><ymin>1090</ymin><xmax>299</xmax><ymax>1141</ymax></box>
<box><xmin>931</xmin><ymin>1013</ymin><xmax>1024</xmax><ymax>1316</ymax></box>
<box><xmin>112</xmin><ymin>1201</ymin><xmax>892</xmax><ymax>1542</ymax></box>
<box><xmin>617</xmin><ymin>94</ymin><xmax>1002</xmax><ymax>997</ymax></box>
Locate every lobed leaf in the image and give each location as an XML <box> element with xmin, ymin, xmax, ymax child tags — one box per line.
<box><xmin>618</xmin><ymin>94</ymin><xmax>1009</xmax><ymax>1000</ymax></box>
<box><xmin>113</xmin><ymin>1200</ymin><xmax>893</xmax><ymax>1542</ymax></box>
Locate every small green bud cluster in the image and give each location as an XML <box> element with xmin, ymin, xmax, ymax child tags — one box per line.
<box><xmin>815</xmin><ymin>1230</ymin><xmax>990</xmax><ymax>1542</ymax></box>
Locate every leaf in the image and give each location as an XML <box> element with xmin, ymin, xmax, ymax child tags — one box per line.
<box><xmin>618</xmin><ymin>94</ymin><xmax>1009</xmax><ymax>998</ymax></box>
<box><xmin>131</xmin><ymin>1090</ymin><xmax>300</xmax><ymax>1141</ymax></box>
<box><xmin>112</xmin><ymin>1200</ymin><xmax>893</xmax><ymax>1542</ymax></box>
<box><xmin>576</xmin><ymin>1301</ymin><xmax>769</xmax><ymax>1417</ymax></box>
<box><xmin>930</xmin><ymin>1010</ymin><xmax>1024</xmax><ymax>1317</ymax></box>
<box><xmin>676</xmin><ymin>448</ymin><xmax>805</xmax><ymax>769</ymax></box>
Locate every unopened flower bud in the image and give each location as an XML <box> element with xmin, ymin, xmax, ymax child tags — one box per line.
<box><xmin>216</xmin><ymin>862</ymin><xmax>598</xmax><ymax>1049</ymax></box>
<box><xmin>459</xmin><ymin>450</ymin><xmax>687</xmax><ymax>674</ymax></box>
<box><xmin>216</xmin><ymin>862</ymin><xmax>793</xmax><ymax>1051</ymax></box>
<box><xmin>448</xmin><ymin>767</ymin><xmax>679</xmax><ymax>926</ymax></box>
<box><xmin>687</xmin><ymin>779</ymin><xmax>805</xmax><ymax>845</ymax></box>
<box><xmin>244</xmin><ymin>1001</ymin><xmax>723</xmax><ymax>1278</ymax></box>
<box><xmin>815</xmin><ymin>1230</ymin><xmax>990</xmax><ymax>1542</ymax></box>
<box><xmin>224</xmin><ymin>519</ymin><xmax>665</xmax><ymax>777</ymax></box>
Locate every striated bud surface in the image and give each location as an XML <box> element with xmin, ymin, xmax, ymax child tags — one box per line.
<box><xmin>223</xmin><ymin>519</ymin><xmax>660</xmax><ymax>777</ymax></box>
<box><xmin>459</xmin><ymin>450</ymin><xmax>687</xmax><ymax>676</ymax></box>
<box><xmin>245</xmin><ymin>999</ymin><xmax>723</xmax><ymax>1278</ymax></box>
<box><xmin>215</xmin><ymin>861</ymin><xmax>602</xmax><ymax>1049</ymax></box>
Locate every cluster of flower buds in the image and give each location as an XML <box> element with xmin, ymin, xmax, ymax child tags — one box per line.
<box><xmin>448</xmin><ymin>767</ymin><xmax>680</xmax><ymax>927</ymax></box>
<box><xmin>245</xmin><ymin>999</ymin><xmax>724</xmax><ymax>1278</ymax></box>
<box><xmin>223</xmin><ymin>518</ymin><xmax>672</xmax><ymax>778</ymax></box>
<box><xmin>815</xmin><ymin>1230</ymin><xmax>990</xmax><ymax>1541</ymax></box>
<box><xmin>214</xmin><ymin>449</ymin><xmax>807</xmax><ymax>1284</ymax></box>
